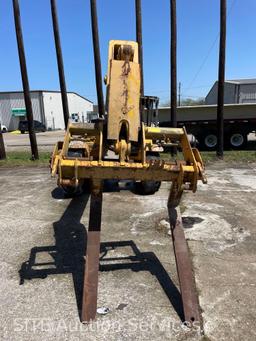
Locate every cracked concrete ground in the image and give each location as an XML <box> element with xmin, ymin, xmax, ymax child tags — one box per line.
<box><xmin>0</xmin><ymin>163</ymin><xmax>255</xmax><ymax>340</ymax></box>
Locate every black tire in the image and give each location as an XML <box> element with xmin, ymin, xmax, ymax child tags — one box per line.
<box><xmin>67</xmin><ymin>150</ymin><xmax>83</xmax><ymax>157</ymax></box>
<box><xmin>135</xmin><ymin>153</ymin><xmax>161</xmax><ymax>195</ymax></box>
<box><xmin>229</xmin><ymin>132</ymin><xmax>247</xmax><ymax>149</ymax></box>
<box><xmin>82</xmin><ymin>179</ymin><xmax>91</xmax><ymax>193</ymax></box>
<box><xmin>62</xmin><ymin>178</ymin><xmax>90</xmax><ymax>196</ymax></box>
<box><xmin>61</xmin><ymin>184</ymin><xmax>83</xmax><ymax>197</ymax></box>
<box><xmin>21</xmin><ymin>130</ymin><xmax>25</xmax><ymax>134</ymax></box>
<box><xmin>199</xmin><ymin>132</ymin><xmax>217</xmax><ymax>150</ymax></box>
<box><xmin>135</xmin><ymin>180</ymin><xmax>161</xmax><ymax>195</ymax></box>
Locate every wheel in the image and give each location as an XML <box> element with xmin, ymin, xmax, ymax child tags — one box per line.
<box><xmin>67</xmin><ymin>150</ymin><xmax>83</xmax><ymax>157</ymax></box>
<box><xmin>135</xmin><ymin>180</ymin><xmax>161</xmax><ymax>195</ymax></box>
<box><xmin>135</xmin><ymin>153</ymin><xmax>161</xmax><ymax>195</ymax></box>
<box><xmin>199</xmin><ymin>132</ymin><xmax>217</xmax><ymax>150</ymax></box>
<box><xmin>82</xmin><ymin>179</ymin><xmax>91</xmax><ymax>193</ymax></box>
<box><xmin>21</xmin><ymin>130</ymin><xmax>25</xmax><ymax>134</ymax></box>
<box><xmin>229</xmin><ymin>132</ymin><xmax>247</xmax><ymax>149</ymax></box>
<box><xmin>61</xmin><ymin>184</ymin><xmax>83</xmax><ymax>196</ymax></box>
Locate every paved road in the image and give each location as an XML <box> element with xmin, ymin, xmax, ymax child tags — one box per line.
<box><xmin>2</xmin><ymin>131</ymin><xmax>65</xmax><ymax>151</ymax></box>
<box><xmin>2</xmin><ymin>130</ymin><xmax>256</xmax><ymax>152</ymax></box>
<box><xmin>0</xmin><ymin>163</ymin><xmax>255</xmax><ymax>340</ymax></box>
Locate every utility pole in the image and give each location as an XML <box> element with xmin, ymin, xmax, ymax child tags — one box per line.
<box><xmin>0</xmin><ymin>125</ymin><xmax>6</xmax><ymax>160</ymax></box>
<box><xmin>178</xmin><ymin>82</ymin><xmax>181</xmax><ymax>106</ymax></box>
<box><xmin>170</xmin><ymin>0</ymin><xmax>177</xmax><ymax>155</ymax></box>
<box><xmin>90</xmin><ymin>0</ymin><xmax>105</xmax><ymax>118</ymax></box>
<box><xmin>13</xmin><ymin>0</ymin><xmax>39</xmax><ymax>160</ymax></box>
<box><xmin>216</xmin><ymin>0</ymin><xmax>226</xmax><ymax>158</ymax></box>
<box><xmin>135</xmin><ymin>0</ymin><xmax>144</xmax><ymax>97</ymax></box>
<box><xmin>170</xmin><ymin>0</ymin><xmax>177</xmax><ymax>128</ymax></box>
<box><xmin>50</xmin><ymin>0</ymin><xmax>70</xmax><ymax>129</ymax></box>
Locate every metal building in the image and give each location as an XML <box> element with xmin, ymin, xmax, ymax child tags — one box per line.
<box><xmin>0</xmin><ymin>90</ymin><xmax>93</xmax><ymax>131</ymax></box>
<box><xmin>205</xmin><ymin>78</ymin><xmax>256</xmax><ymax>105</ymax></box>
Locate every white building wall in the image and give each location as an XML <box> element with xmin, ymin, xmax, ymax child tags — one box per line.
<box><xmin>42</xmin><ymin>92</ymin><xmax>93</xmax><ymax>130</ymax></box>
<box><xmin>67</xmin><ymin>92</ymin><xmax>93</xmax><ymax>123</ymax></box>
<box><xmin>0</xmin><ymin>92</ymin><xmax>41</xmax><ymax>130</ymax></box>
<box><xmin>43</xmin><ymin>92</ymin><xmax>65</xmax><ymax>130</ymax></box>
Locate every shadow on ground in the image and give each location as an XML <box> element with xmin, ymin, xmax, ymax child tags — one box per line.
<box><xmin>51</xmin><ymin>181</ymin><xmax>133</xmax><ymax>200</ymax></box>
<box><xmin>19</xmin><ymin>193</ymin><xmax>89</xmax><ymax>315</ymax></box>
<box><xmin>19</xmin><ymin>187</ymin><xmax>184</xmax><ymax>321</ymax></box>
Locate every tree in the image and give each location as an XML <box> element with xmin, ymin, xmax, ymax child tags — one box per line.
<box><xmin>180</xmin><ymin>97</ymin><xmax>205</xmax><ymax>106</ymax></box>
<box><xmin>162</xmin><ymin>97</ymin><xmax>205</xmax><ymax>107</ymax></box>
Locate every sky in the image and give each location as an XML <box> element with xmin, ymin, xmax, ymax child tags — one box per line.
<box><xmin>0</xmin><ymin>0</ymin><xmax>256</xmax><ymax>105</ymax></box>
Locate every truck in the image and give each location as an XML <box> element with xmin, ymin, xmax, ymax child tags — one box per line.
<box><xmin>158</xmin><ymin>103</ymin><xmax>256</xmax><ymax>150</ymax></box>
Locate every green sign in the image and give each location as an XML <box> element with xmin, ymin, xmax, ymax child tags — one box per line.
<box><xmin>12</xmin><ymin>108</ymin><xmax>26</xmax><ymax>117</ymax></box>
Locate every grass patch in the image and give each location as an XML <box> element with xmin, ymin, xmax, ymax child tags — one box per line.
<box><xmin>1</xmin><ymin>150</ymin><xmax>255</xmax><ymax>168</ymax></box>
<box><xmin>161</xmin><ymin>150</ymin><xmax>256</xmax><ymax>164</ymax></box>
<box><xmin>201</xmin><ymin>150</ymin><xmax>256</xmax><ymax>163</ymax></box>
<box><xmin>0</xmin><ymin>151</ymin><xmax>51</xmax><ymax>167</ymax></box>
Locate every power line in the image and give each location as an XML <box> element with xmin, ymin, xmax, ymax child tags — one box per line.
<box><xmin>160</xmin><ymin>94</ymin><xmax>204</xmax><ymax>102</ymax></box>
<box><xmin>184</xmin><ymin>0</ymin><xmax>237</xmax><ymax>92</ymax></box>
<box><xmin>145</xmin><ymin>84</ymin><xmax>212</xmax><ymax>95</ymax></box>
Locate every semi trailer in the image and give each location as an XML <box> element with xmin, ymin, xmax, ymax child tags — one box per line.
<box><xmin>159</xmin><ymin>103</ymin><xmax>256</xmax><ymax>150</ymax></box>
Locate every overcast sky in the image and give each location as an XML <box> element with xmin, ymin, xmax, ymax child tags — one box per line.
<box><xmin>0</xmin><ymin>0</ymin><xmax>255</xmax><ymax>104</ymax></box>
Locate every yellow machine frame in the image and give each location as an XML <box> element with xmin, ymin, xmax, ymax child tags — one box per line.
<box><xmin>50</xmin><ymin>39</ymin><xmax>207</xmax><ymax>324</ymax></box>
<box><xmin>51</xmin><ymin>41</ymin><xmax>206</xmax><ymax>201</ymax></box>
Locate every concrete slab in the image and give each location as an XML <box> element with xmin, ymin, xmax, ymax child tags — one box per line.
<box><xmin>0</xmin><ymin>163</ymin><xmax>255</xmax><ymax>340</ymax></box>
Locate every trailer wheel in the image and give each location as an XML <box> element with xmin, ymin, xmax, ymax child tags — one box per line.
<box><xmin>229</xmin><ymin>132</ymin><xmax>247</xmax><ymax>149</ymax></box>
<box><xmin>135</xmin><ymin>153</ymin><xmax>161</xmax><ymax>195</ymax></box>
<box><xmin>199</xmin><ymin>132</ymin><xmax>217</xmax><ymax>150</ymax></box>
<box><xmin>204</xmin><ymin>133</ymin><xmax>217</xmax><ymax>149</ymax></box>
